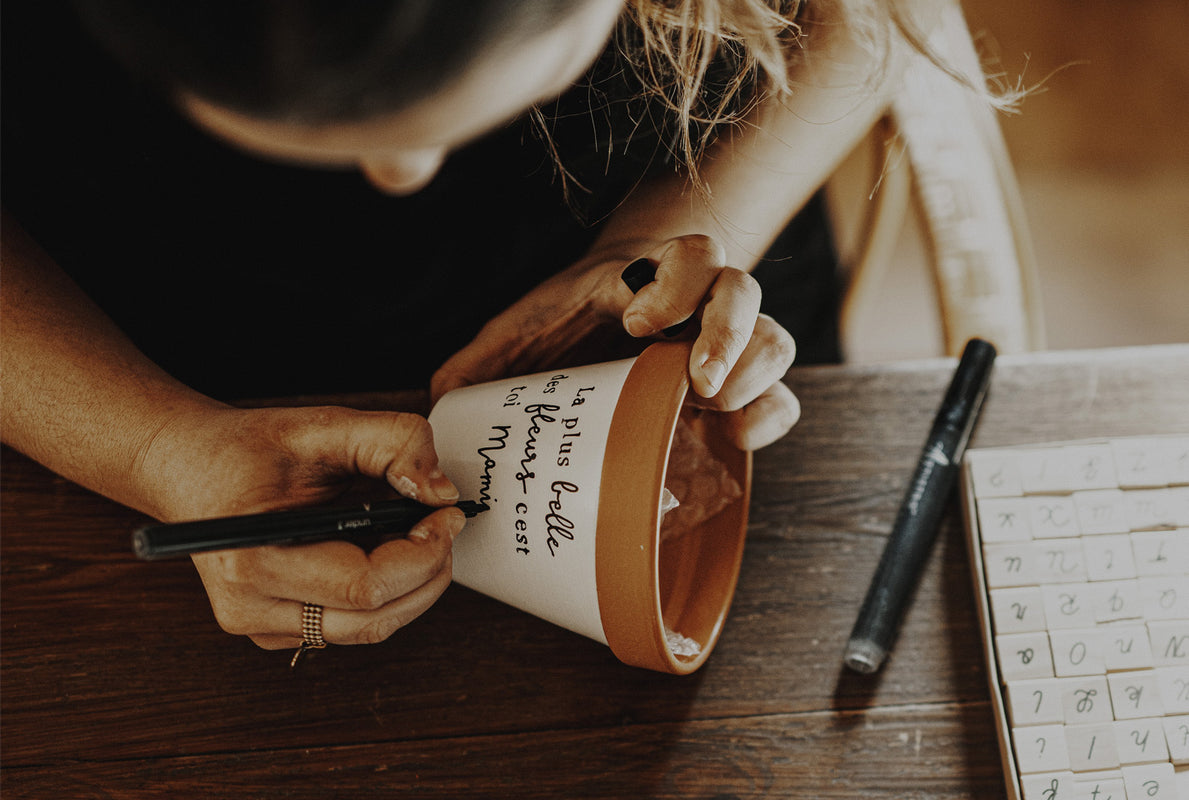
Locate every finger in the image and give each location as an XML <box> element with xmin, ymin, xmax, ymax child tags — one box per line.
<box><xmin>326</xmin><ymin>557</ymin><xmax>453</xmax><ymax>644</ymax></box>
<box><xmin>687</xmin><ymin>267</ymin><xmax>762</xmax><ymax>397</ymax></box>
<box><xmin>719</xmin><ymin>380</ymin><xmax>802</xmax><ymax>451</ymax></box>
<box><xmin>621</xmin><ymin>235</ymin><xmax>726</xmax><ymax>338</ymax></box>
<box><xmin>260</xmin><ymin>506</ymin><xmax>461</xmax><ymax>609</ymax></box>
<box><xmin>199</xmin><ymin>507</ymin><xmax>464</xmax><ymax>638</ymax></box>
<box><xmin>284</xmin><ymin>407</ymin><xmax>459</xmax><ymax>504</ymax></box>
<box><xmin>249</xmin><ymin>633</ymin><xmax>300</xmax><ymax>650</ymax></box>
<box><xmin>431</xmin><ymin>315</ymin><xmax>522</xmax><ymax>401</ymax></box>
<box><xmin>619</xmin><ymin>258</ymin><xmax>691</xmax><ymax>338</ymax></box>
<box><xmin>249</xmin><ymin>559</ymin><xmax>454</xmax><ymax>649</ymax></box>
<box><xmin>430</xmin><ymin>268</ymin><xmax>604</xmax><ymax>401</ymax></box>
<box><xmin>688</xmin><ymin>314</ymin><xmax>796</xmax><ymax>412</ymax></box>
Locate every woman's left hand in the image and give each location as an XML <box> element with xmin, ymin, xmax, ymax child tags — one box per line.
<box><xmin>431</xmin><ymin>234</ymin><xmax>800</xmax><ymax>450</ymax></box>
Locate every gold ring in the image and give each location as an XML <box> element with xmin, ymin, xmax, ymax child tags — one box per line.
<box><xmin>290</xmin><ymin>602</ymin><xmax>327</xmax><ymax>668</ymax></box>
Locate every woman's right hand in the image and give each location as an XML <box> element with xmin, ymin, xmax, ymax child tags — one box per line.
<box><xmin>140</xmin><ymin>404</ymin><xmax>466</xmax><ymax>651</ymax></box>
<box><xmin>2</xmin><ymin>214</ymin><xmax>464</xmax><ymax>652</ymax></box>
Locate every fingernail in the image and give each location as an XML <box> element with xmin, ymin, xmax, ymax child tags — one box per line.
<box><xmin>429</xmin><ymin>470</ymin><xmax>460</xmax><ymax>502</ymax></box>
<box><xmin>407</xmin><ymin>524</ymin><xmax>431</xmax><ymax>542</ymax></box>
<box><xmin>624</xmin><ymin>312</ymin><xmax>655</xmax><ymax>338</ymax></box>
<box><xmin>700</xmin><ymin>358</ymin><xmax>727</xmax><ymax>394</ymax></box>
<box><xmin>390</xmin><ymin>474</ymin><xmax>419</xmax><ymax>500</ymax></box>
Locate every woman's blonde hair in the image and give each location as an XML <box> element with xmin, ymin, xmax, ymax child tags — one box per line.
<box><xmin>543</xmin><ymin>0</ymin><xmax>1012</xmax><ymax>198</ymax></box>
<box><xmin>533</xmin><ymin>0</ymin><xmax>904</xmax><ymax>199</ymax></box>
<box><xmin>620</xmin><ymin>0</ymin><xmax>805</xmax><ymax>168</ymax></box>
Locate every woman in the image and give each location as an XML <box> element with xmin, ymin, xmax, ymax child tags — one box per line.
<box><xmin>0</xmin><ymin>0</ymin><xmax>915</xmax><ymax>655</ymax></box>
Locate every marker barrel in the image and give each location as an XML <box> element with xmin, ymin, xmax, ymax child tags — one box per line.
<box><xmin>843</xmin><ymin>338</ymin><xmax>996</xmax><ymax>673</ymax></box>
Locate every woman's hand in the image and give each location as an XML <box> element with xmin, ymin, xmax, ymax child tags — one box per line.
<box><xmin>432</xmin><ymin>234</ymin><xmax>800</xmax><ymax>450</ymax></box>
<box><xmin>141</xmin><ymin>405</ymin><xmax>465</xmax><ymax>651</ymax></box>
<box><xmin>3</xmin><ymin>216</ymin><xmax>465</xmax><ymax>652</ymax></box>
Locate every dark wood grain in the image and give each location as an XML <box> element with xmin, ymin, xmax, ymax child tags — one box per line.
<box><xmin>0</xmin><ymin>706</ymin><xmax>1004</xmax><ymax>800</ymax></box>
<box><xmin>3</xmin><ymin>344</ymin><xmax>1187</xmax><ymax>797</ymax></box>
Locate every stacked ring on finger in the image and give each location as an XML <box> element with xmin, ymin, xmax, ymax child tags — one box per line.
<box><xmin>290</xmin><ymin>602</ymin><xmax>327</xmax><ymax>668</ymax></box>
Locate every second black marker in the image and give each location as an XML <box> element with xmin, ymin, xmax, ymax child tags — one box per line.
<box><xmin>843</xmin><ymin>337</ymin><xmax>997</xmax><ymax>674</ymax></box>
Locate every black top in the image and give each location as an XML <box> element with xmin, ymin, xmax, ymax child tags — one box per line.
<box><xmin>2</xmin><ymin>3</ymin><xmax>839</xmax><ymax>401</ymax></box>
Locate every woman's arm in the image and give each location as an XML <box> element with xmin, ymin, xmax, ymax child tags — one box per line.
<box><xmin>592</xmin><ymin>6</ymin><xmax>907</xmax><ymax>271</ymax></box>
<box><xmin>2</xmin><ymin>209</ymin><xmax>464</xmax><ymax>649</ymax></box>
<box><xmin>433</xmin><ymin>6</ymin><xmax>918</xmax><ymax>446</ymax></box>
<box><xmin>1</xmin><ymin>209</ymin><xmax>225</xmax><ymax>519</ymax></box>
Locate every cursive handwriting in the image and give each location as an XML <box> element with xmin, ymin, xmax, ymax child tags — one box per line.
<box><xmin>544</xmin><ymin>480</ymin><xmax>579</xmax><ymax>556</ymax></box>
<box><xmin>516</xmin><ymin>403</ymin><xmax>559</xmax><ymax>494</ymax></box>
<box><xmin>475</xmin><ymin>425</ymin><xmax>510</xmax><ymax>507</ymax></box>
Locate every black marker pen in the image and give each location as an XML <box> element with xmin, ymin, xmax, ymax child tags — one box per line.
<box><xmin>843</xmin><ymin>337</ymin><xmax>997</xmax><ymax>674</ymax></box>
<box><xmin>132</xmin><ymin>498</ymin><xmax>488</xmax><ymax>560</ymax></box>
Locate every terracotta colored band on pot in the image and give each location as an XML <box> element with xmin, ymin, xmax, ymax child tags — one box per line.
<box><xmin>595</xmin><ymin>342</ymin><xmax>752</xmax><ymax>674</ymax></box>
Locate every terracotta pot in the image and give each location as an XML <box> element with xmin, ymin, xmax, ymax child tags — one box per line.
<box><xmin>429</xmin><ymin>342</ymin><xmax>751</xmax><ymax>673</ymax></box>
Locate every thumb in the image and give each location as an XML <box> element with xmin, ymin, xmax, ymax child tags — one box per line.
<box><xmin>283</xmin><ymin>407</ymin><xmax>460</xmax><ymax>505</ymax></box>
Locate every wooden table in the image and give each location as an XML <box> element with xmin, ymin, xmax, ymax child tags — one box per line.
<box><xmin>3</xmin><ymin>344</ymin><xmax>1187</xmax><ymax>798</ymax></box>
